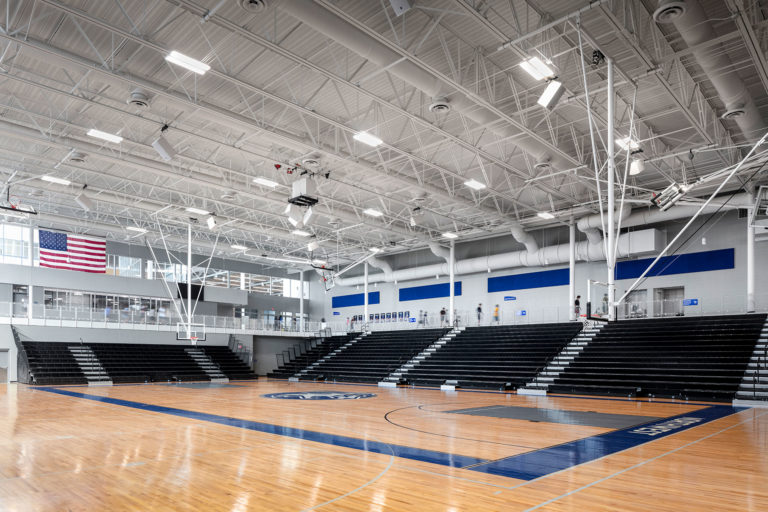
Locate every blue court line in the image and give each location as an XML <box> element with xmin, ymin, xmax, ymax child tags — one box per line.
<box><xmin>466</xmin><ymin>405</ymin><xmax>744</xmax><ymax>480</ymax></box>
<box><xmin>37</xmin><ymin>387</ymin><xmax>743</xmax><ymax>482</ymax></box>
<box><xmin>37</xmin><ymin>387</ymin><xmax>484</xmax><ymax>469</ymax></box>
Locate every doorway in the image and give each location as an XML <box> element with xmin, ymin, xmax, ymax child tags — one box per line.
<box><xmin>654</xmin><ymin>287</ymin><xmax>684</xmax><ymax>317</ymax></box>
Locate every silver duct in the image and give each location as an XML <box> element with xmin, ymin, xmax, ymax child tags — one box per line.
<box><xmin>334</xmin><ymin>229</ymin><xmax>662</xmax><ymax>287</ymax></box>
<box><xmin>278</xmin><ymin>0</ymin><xmax>572</xmax><ymax>170</ymax></box>
<box><xmin>655</xmin><ymin>0</ymin><xmax>765</xmax><ymax>140</ymax></box>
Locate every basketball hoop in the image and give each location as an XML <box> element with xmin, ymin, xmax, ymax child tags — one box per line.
<box><xmin>190</xmin><ymin>336</ymin><xmax>198</xmax><ymax>346</ymax></box>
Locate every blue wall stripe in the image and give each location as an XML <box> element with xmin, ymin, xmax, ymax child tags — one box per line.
<box><xmin>467</xmin><ymin>405</ymin><xmax>741</xmax><ymax>480</ymax></box>
<box><xmin>488</xmin><ymin>268</ymin><xmax>569</xmax><ymax>293</ymax></box>
<box><xmin>399</xmin><ymin>282</ymin><xmax>462</xmax><ymax>302</ymax></box>
<box><xmin>331</xmin><ymin>291</ymin><xmax>381</xmax><ymax>309</ymax></box>
<box><xmin>38</xmin><ymin>387</ymin><xmax>742</xmax><ymax>482</ymax></box>
<box><xmin>615</xmin><ymin>248</ymin><xmax>734</xmax><ymax>280</ymax></box>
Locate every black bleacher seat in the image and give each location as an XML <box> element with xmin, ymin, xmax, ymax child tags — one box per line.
<box><xmin>300</xmin><ymin>329</ymin><xmax>448</xmax><ymax>383</ymax></box>
<box><xmin>201</xmin><ymin>346</ymin><xmax>258</xmax><ymax>380</ymax></box>
<box><xmin>266</xmin><ymin>334</ymin><xmax>356</xmax><ymax>379</ymax></box>
<box><xmin>22</xmin><ymin>341</ymin><xmax>87</xmax><ymax>385</ymax></box>
<box><xmin>89</xmin><ymin>344</ymin><xmax>210</xmax><ymax>383</ymax></box>
<box><xmin>548</xmin><ymin>314</ymin><xmax>767</xmax><ymax>402</ymax></box>
<box><xmin>405</xmin><ymin>323</ymin><xmax>582</xmax><ymax>390</ymax></box>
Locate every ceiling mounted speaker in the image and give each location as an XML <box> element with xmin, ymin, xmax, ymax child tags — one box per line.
<box><xmin>652</xmin><ymin>1</ymin><xmax>687</xmax><ymax>23</ymax></box>
<box><xmin>126</xmin><ymin>88</ymin><xmax>151</xmax><ymax>108</ymax></box>
<box><xmin>302</xmin><ymin>155</ymin><xmax>321</xmax><ymax>169</ymax></box>
<box><xmin>238</xmin><ymin>0</ymin><xmax>268</xmax><ymax>13</ymax></box>
<box><xmin>75</xmin><ymin>193</ymin><xmax>94</xmax><ymax>212</ymax></box>
<box><xmin>533</xmin><ymin>159</ymin><xmax>551</xmax><ymax>170</ymax></box>
<box><xmin>152</xmin><ymin>135</ymin><xmax>177</xmax><ymax>161</ymax></box>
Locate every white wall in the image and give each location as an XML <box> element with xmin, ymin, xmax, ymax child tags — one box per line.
<box><xmin>253</xmin><ymin>335</ymin><xmax>311</xmax><ymax>376</ymax></box>
<box><xmin>14</xmin><ymin>326</ymin><xmax>229</xmax><ymax>345</ymax></box>
<box><xmin>322</xmin><ymin>211</ymin><xmax>768</xmax><ymax>322</ymax></box>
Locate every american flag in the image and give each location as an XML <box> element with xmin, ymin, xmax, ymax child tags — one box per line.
<box><xmin>38</xmin><ymin>230</ymin><xmax>106</xmax><ymax>273</ymax></box>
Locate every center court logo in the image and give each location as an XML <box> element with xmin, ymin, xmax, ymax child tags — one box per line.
<box><xmin>262</xmin><ymin>390</ymin><xmax>377</xmax><ymax>400</ymax></box>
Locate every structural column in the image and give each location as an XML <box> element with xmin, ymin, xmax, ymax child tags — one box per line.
<box><xmin>747</xmin><ymin>187</ymin><xmax>756</xmax><ymax>312</ymax></box>
<box><xmin>363</xmin><ymin>261</ymin><xmax>369</xmax><ymax>326</ymax></box>
<box><xmin>27</xmin><ymin>225</ymin><xmax>34</xmax><ymax>321</ymax></box>
<box><xmin>449</xmin><ymin>240</ymin><xmax>455</xmax><ymax>326</ymax></box>
<box><xmin>187</xmin><ymin>223</ymin><xmax>192</xmax><ymax>338</ymax></box>
<box><xmin>606</xmin><ymin>56</ymin><xmax>616</xmax><ymax>321</ymax></box>
<box><xmin>299</xmin><ymin>270</ymin><xmax>305</xmax><ymax>331</ymax></box>
<box><xmin>569</xmin><ymin>220</ymin><xmax>576</xmax><ymax>321</ymax></box>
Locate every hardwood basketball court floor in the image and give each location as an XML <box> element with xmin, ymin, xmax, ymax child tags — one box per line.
<box><xmin>0</xmin><ymin>380</ymin><xmax>766</xmax><ymax>511</ymax></box>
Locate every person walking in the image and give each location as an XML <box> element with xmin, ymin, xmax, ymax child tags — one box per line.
<box><xmin>493</xmin><ymin>304</ymin><xmax>500</xmax><ymax>324</ymax></box>
<box><xmin>440</xmin><ymin>307</ymin><xmax>446</xmax><ymax>326</ymax></box>
<box><xmin>423</xmin><ymin>310</ymin><xmax>429</xmax><ymax>326</ymax></box>
<box><xmin>574</xmin><ymin>295</ymin><xmax>581</xmax><ymax>318</ymax></box>
<box><xmin>476</xmin><ymin>303</ymin><xmax>483</xmax><ymax>325</ymax></box>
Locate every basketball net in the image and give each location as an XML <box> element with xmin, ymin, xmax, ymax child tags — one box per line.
<box><xmin>190</xmin><ymin>336</ymin><xmax>198</xmax><ymax>346</ymax></box>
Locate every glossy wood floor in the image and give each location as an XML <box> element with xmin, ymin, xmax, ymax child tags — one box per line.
<box><xmin>0</xmin><ymin>380</ymin><xmax>766</xmax><ymax>511</ymax></box>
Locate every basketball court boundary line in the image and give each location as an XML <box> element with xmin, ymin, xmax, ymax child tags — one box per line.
<box><xmin>37</xmin><ymin>386</ymin><xmax>746</xmax><ymax>483</ymax></box>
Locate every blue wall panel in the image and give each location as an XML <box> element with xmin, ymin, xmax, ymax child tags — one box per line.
<box><xmin>331</xmin><ymin>291</ymin><xmax>381</xmax><ymax>308</ymax></box>
<box><xmin>488</xmin><ymin>268</ymin><xmax>569</xmax><ymax>293</ymax></box>
<box><xmin>615</xmin><ymin>248</ymin><xmax>734</xmax><ymax>280</ymax></box>
<box><xmin>399</xmin><ymin>282</ymin><xmax>462</xmax><ymax>302</ymax></box>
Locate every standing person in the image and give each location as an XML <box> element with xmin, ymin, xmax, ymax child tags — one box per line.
<box><xmin>440</xmin><ymin>307</ymin><xmax>446</xmax><ymax>326</ymax></box>
<box><xmin>423</xmin><ymin>310</ymin><xmax>429</xmax><ymax>326</ymax></box>
<box><xmin>476</xmin><ymin>303</ymin><xmax>483</xmax><ymax>325</ymax></box>
<box><xmin>418</xmin><ymin>310</ymin><xmax>424</xmax><ymax>327</ymax></box>
<box><xmin>493</xmin><ymin>304</ymin><xmax>500</xmax><ymax>324</ymax></box>
<box><xmin>602</xmin><ymin>293</ymin><xmax>609</xmax><ymax>315</ymax></box>
<box><xmin>574</xmin><ymin>295</ymin><xmax>581</xmax><ymax>318</ymax></box>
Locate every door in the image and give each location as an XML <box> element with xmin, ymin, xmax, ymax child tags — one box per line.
<box><xmin>654</xmin><ymin>287</ymin><xmax>684</xmax><ymax>317</ymax></box>
<box><xmin>0</xmin><ymin>350</ymin><xmax>8</xmax><ymax>384</ymax></box>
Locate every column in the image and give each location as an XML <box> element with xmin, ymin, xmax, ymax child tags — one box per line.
<box><xmin>569</xmin><ymin>220</ymin><xmax>576</xmax><ymax>321</ymax></box>
<box><xmin>449</xmin><ymin>240</ymin><xmax>455</xmax><ymax>326</ymax></box>
<box><xmin>363</xmin><ymin>262</ymin><xmax>369</xmax><ymax>327</ymax></box>
<box><xmin>747</xmin><ymin>187</ymin><xmax>755</xmax><ymax>312</ymax></box>
<box><xmin>299</xmin><ymin>270</ymin><xmax>305</xmax><ymax>331</ymax></box>
<box><xmin>606</xmin><ymin>56</ymin><xmax>616</xmax><ymax>321</ymax></box>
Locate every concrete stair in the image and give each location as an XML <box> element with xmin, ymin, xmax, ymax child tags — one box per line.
<box><xmin>185</xmin><ymin>347</ymin><xmax>229</xmax><ymax>383</ymax></box>
<box><xmin>68</xmin><ymin>345</ymin><xmax>112</xmax><ymax>386</ymax></box>
<box><xmin>519</xmin><ymin>323</ymin><xmax>604</xmax><ymax>395</ymax></box>
<box><xmin>379</xmin><ymin>327</ymin><xmax>464</xmax><ymax>388</ymax></box>
<box><xmin>735</xmin><ymin>320</ymin><xmax>768</xmax><ymax>402</ymax></box>
<box><xmin>292</xmin><ymin>332</ymin><xmax>369</xmax><ymax>381</ymax></box>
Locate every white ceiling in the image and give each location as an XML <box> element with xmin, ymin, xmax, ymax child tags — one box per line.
<box><xmin>0</xmin><ymin>0</ymin><xmax>765</xmax><ymax>269</ymax></box>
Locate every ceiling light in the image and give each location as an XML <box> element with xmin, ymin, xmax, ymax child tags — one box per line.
<box><xmin>312</xmin><ymin>259</ymin><xmax>327</xmax><ymax>265</ymax></box>
<box><xmin>537</xmin><ymin>211</ymin><xmax>555</xmax><ymax>220</ymax></box>
<box><xmin>537</xmin><ymin>80</ymin><xmax>565</xmax><ymax>109</ymax></box>
<box><xmin>442</xmin><ymin>232</ymin><xmax>458</xmax><ymax>239</ymax></box>
<box><xmin>520</xmin><ymin>57</ymin><xmax>555</xmax><ymax>81</ymax></box>
<box><xmin>231</xmin><ymin>244</ymin><xmax>248</xmax><ymax>251</ymax></box>
<box><xmin>165</xmin><ymin>50</ymin><xmax>210</xmax><ymax>75</ymax></box>
<box><xmin>292</xmin><ymin>229</ymin><xmax>310</xmax><ymax>237</ymax></box>
<box><xmin>303</xmin><ymin>206</ymin><xmax>313</xmax><ymax>226</ymax></box>
<box><xmin>307</xmin><ymin>241</ymin><xmax>320</xmax><ymax>252</ymax></box>
<box><xmin>616</xmin><ymin>137</ymin><xmax>640</xmax><ymax>151</ymax></box>
<box><xmin>152</xmin><ymin>134</ymin><xmax>176</xmax><ymax>161</ymax></box>
<box><xmin>369</xmin><ymin>247</ymin><xmax>381</xmax><ymax>253</ymax></box>
<box><xmin>86</xmin><ymin>129</ymin><xmax>123</xmax><ymax>144</ymax></box>
<box><xmin>41</xmin><ymin>175</ymin><xmax>71</xmax><ymax>186</ymax></box>
<box><xmin>464</xmin><ymin>179</ymin><xmax>486</xmax><ymax>190</ymax></box>
<box><xmin>363</xmin><ymin>208</ymin><xmax>383</xmax><ymax>217</ymax></box>
<box><xmin>353</xmin><ymin>131</ymin><xmax>383</xmax><ymax>147</ymax></box>
<box><xmin>185</xmin><ymin>207</ymin><xmax>210</xmax><ymax>215</ymax></box>
<box><xmin>253</xmin><ymin>177</ymin><xmax>278</xmax><ymax>187</ymax></box>
<box><xmin>126</xmin><ymin>226</ymin><xmax>147</xmax><ymax>233</ymax></box>
<box><xmin>630</xmin><ymin>159</ymin><xmax>645</xmax><ymax>176</ymax></box>
<box><xmin>207</xmin><ymin>216</ymin><xmax>217</xmax><ymax>230</ymax></box>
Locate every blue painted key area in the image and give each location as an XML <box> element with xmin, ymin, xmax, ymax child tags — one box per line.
<box><xmin>40</xmin><ymin>387</ymin><xmax>743</xmax><ymax>482</ymax></box>
<box><xmin>467</xmin><ymin>405</ymin><xmax>742</xmax><ymax>480</ymax></box>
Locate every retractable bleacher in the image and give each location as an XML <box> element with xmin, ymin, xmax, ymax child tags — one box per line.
<box><xmin>267</xmin><ymin>334</ymin><xmax>356</xmax><ymax>379</ymax></box>
<box><xmin>548</xmin><ymin>314</ymin><xmax>767</xmax><ymax>401</ymax></box>
<box><xmin>201</xmin><ymin>346</ymin><xmax>258</xmax><ymax>380</ymax></box>
<box><xmin>300</xmin><ymin>329</ymin><xmax>447</xmax><ymax>383</ymax></box>
<box><xmin>89</xmin><ymin>343</ymin><xmax>210</xmax><ymax>383</ymax></box>
<box><xmin>22</xmin><ymin>341</ymin><xmax>87</xmax><ymax>385</ymax></box>
<box><xmin>405</xmin><ymin>323</ymin><xmax>583</xmax><ymax>389</ymax></box>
